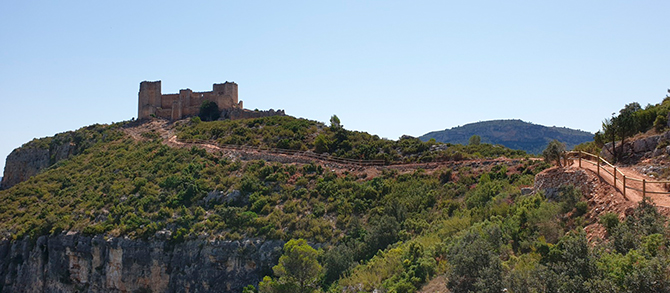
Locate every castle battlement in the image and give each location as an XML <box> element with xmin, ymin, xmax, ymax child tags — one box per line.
<box><xmin>137</xmin><ymin>80</ymin><xmax>285</xmax><ymax>121</ymax></box>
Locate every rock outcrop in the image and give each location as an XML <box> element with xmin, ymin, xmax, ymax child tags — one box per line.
<box><xmin>600</xmin><ymin>131</ymin><xmax>670</xmax><ymax>162</ymax></box>
<box><xmin>0</xmin><ymin>125</ymin><xmax>110</xmax><ymax>190</ymax></box>
<box><xmin>0</xmin><ymin>142</ymin><xmax>73</xmax><ymax>190</ymax></box>
<box><xmin>0</xmin><ymin>234</ymin><xmax>283</xmax><ymax>293</ymax></box>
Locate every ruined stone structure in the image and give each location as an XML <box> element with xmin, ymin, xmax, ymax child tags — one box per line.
<box><xmin>138</xmin><ymin>81</ymin><xmax>242</xmax><ymax>120</ymax></box>
<box><xmin>138</xmin><ymin>80</ymin><xmax>285</xmax><ymax>121</ymax></box>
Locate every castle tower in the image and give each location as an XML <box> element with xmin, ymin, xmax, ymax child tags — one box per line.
<box><xmin>138</xmin><ymin>81</ymin><xmax>162</xmax><ymax>119</ymax></box>
<box><xmin>212</xmin><ymin>82</ymin><xmax>239</xmax><ymax>109</ymax></box>
<box><xmin>173</xmin><ymin>89</ymin><xmax>192</xmax><ymax>120</ymax></box>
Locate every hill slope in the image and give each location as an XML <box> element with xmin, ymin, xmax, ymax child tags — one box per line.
<box><xmin>2</xmin><ymin>115</ymin><xmax>670</xmax><ymax>292</ymax></box>
<box><xmin>0</xmin><ymin>116</ymin><xmax>541</xmax><ymax>292</ymax></box>
<box><xmin>419</xmin><ymin>119</ymin><xmax>594</xmax><ymax>154</ymax></box>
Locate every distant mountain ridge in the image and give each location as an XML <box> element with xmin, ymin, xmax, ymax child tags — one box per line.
<box><xmin>419</xmin><ymin>119</ymin><xmax>594</xmax><ymax>154</ymax></box>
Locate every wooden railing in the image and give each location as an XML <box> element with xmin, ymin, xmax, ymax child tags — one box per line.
<box><xmin>566</xmin><ymin>151</ymin><xmax>670</xmax><ymax>198</ymax></box>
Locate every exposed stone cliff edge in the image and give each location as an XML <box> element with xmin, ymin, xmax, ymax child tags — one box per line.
<box><xmin>0</xmin><ymin>234</ymin><xmax>283</xmax><ymax>293</ymax></box>
<box><xmin>0</xmin><ymin>141</ymin><xmax>73</xmax><ymax>190</ymax></box>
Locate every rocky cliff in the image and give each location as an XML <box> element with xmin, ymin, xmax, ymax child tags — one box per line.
<box><xmin>0</xmin><ymin>234</ymin><xmax>283</xmax><ymax>293</ymax></box>
<box><xmin>0</xmin><ymin>124</ymin><xmax>114</xmax><ymax>190</ymax></box>
<box><xmin>0</xmin><ymin>142</ymin><xmax>73</xmax><ymax>190</ymax></box>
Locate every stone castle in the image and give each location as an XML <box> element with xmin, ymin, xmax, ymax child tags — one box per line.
<box><xmin>138</xmin><ymin>80</ymin><xmax>284</xmax><ymax>120</ymax></box>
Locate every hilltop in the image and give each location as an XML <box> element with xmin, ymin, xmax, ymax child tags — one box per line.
<box><xmin>419</xmin><ymin>119</ymin><xmax>594</xmax><ymax>154</ymax></box>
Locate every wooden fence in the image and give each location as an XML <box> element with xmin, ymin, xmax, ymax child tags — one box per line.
<box><xmin>566</xmin><ymin>151</ymin><xmax>670</xmax><ymax>199</ymax></box>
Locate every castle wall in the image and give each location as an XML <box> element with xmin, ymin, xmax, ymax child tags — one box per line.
<box><xmin>156</xmin><ymin>109</ymin><xmax>172</xmax><ymax>118</ymax></box>
<box><xmin>138</xmin><ymin>81</ymin><xmax>276</xmax><ymax>121</ymax></box>
<box><xmin>160</xmin><ymin>94</ymin><xmax>179</xmax><ymax>109</ymax></box>
<box><xmin>183</xmin><ymin>106</ymin><xmax>200</xmax><ymax>117</ymax></box>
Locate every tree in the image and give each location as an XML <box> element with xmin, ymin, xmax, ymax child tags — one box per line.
<box><xmin>611</xmin><ymin>102</ymin><xmax>641</xmax><ymax>161</ymax></box>
<box><xmin>543</xmin><ymin>140</ymin><xmax>566</xmax><ymax>167</ymax></box>
<box><xmin>199</xmin><ymin>100</ymin><xmax>220</xmax><ymax>121</ymax></box>
<box><xmin>446</xmin><ymin>227</ymin><xmax>504</xmax><ymax>293</ymax></box>
<box><xmin>468</xmin><ymin>135</ymin><xmax>481</xmax><ymax>146</ymax></box>
<box><xmin>313</xmin><ymin>134</ymin><xmax>331</xmax><ymax>153</ymax></box>
<box><xmin>259</xmin><ymin>239</ymin><xmax>322</xmax><ymax>293</ymax></box>
<box><xmin>600</xmin><ymin>117</ymin><xmax>617</xmax><ymax>160</ymax></box>
<box><xmin>330</xmin><ymin>115</ymin><xmax>341</xmax><ymax>130</ymax></box>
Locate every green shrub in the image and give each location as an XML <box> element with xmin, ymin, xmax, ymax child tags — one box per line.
<box><xmin>574</xmin><ymin>201</ymin><xmax>588</xmax><ymax>217</ymax></box>
<box><xmin>600</xmin><ymin>212</ymin><xmax>620</xmax><ymax>234</ymax></box>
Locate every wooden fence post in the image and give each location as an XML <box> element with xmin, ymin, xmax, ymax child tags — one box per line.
<box><xmin>578</xmin><ymin>152</ymin><xmax>581</xmax><ymax>168</ymax></box>
<box><xmin>643</xmin><ymin>179</ymin><xmax>646</xmax><ymax>198</ymax></box>
<box><xmin>597</xmin><ymin>156</ymin><xmax>600</xmax><ymax>176</ymax></box>
<box><xmin>623</xmin><ymin>175</ymin><xmax>626</xmax><ymax>197</ymax></box>
<box><xmin>614</xmin><ymin>167</ymin><xmax>617</xmax><ymax>189</ymax></box>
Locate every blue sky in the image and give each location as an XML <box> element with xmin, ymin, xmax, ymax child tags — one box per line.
<box><xmin>1</xmin><ymin>1</ymin><xmax>669</xmax><ymax>172</ymax></box>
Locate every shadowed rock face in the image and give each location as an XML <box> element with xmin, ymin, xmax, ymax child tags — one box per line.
<box><xmin>0</xmin><ymin>235</ymin><xmax>284</xmax><ymax>293</ymax></box>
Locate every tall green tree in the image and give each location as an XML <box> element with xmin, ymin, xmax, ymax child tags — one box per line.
<box><xmin>259</xmin><ymin>239</ymin><xmax>322</xmax><ymax>293</ymax></box>
<box><xmin>330</xmin><ymin>115</ymin><xmax>342</xmax><ymax>130</ymax></box>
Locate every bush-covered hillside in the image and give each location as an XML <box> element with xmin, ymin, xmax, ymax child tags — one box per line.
<box><xmin>3</xmin><ymin>115</ymin><xmax>670</xmax><ymax>292</ymax></box>
<box><xmin>177</xmin><ymin>115</ymin><xmax>528</xmax><ymax>163</ymax></box>
<box><xmin>0</xmin><ymin>117</ymin><xmax>531</xmax><ymax>241</ymax></box>
<box><xmin>420</xmin><ymin>119</ymin><xmax>594</xmax><ymax>154</ymax></box>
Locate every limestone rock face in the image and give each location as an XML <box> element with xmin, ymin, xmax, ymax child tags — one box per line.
<box><xmin>0</xmin><ymin>147</ymin><xmax>50</xmax><ymax>189</ymax></box>
<box><xmin>1</xmin><ymin>138</ymin><xmax>76</xmax><ymax>190</ymax></box>
<box><xmin>0</xmin><ymin>235</ymin><xmax>283</xmax><ymax>293</ymax></box>
<box><xmin>0</xmin><ymin>142</ymin><xmax>74</xmax><ymax>190</ymax></box>
<box><xmin>599</xmin><ymin>131</ymin><xmax>670</xmax><ymax>162</ymax></box>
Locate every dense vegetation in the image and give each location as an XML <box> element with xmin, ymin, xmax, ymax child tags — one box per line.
<box><xmin>3</xmin><ymin>114</ymin><xmax>670</xmax><ymax>292</ymax></box>
<box><xmin>177</xmin><ymin>115</ymin><xmax>527</xmax><ymax>163</ymax></box>
<box><xmin>0</xmin><ymin>116</ymin><xmax>529</xmax><ymax>243</ymax></box>
<box><xmin>419</xmin><ymin>119</ymin><xmax>594</xmax><ymax>154</ymax></box>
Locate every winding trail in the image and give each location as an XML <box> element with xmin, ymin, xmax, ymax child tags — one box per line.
<box><xmin>122</xmin><ymin>120</ymin><xmax>670</xmax><ymax>210</ymax></box>
<box><xmin>122</xmin><ymin>119</ymin><xmax>533</xmax><ymax>173</ymax></box>
<box><xmin>570</xmin><ymin>158</ymin><xmax>670</xmax><ymax>208</ymax></box>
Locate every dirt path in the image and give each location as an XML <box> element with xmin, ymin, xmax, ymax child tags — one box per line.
<box><xmin>122</xmin><ymin>120</ymin><xmax>533</xmax><ymax>176</ymax></box>
<box><xmin>570</xmin><ymin>158</ymin><xmax>670</xmax><ymax>208</ymax></box>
